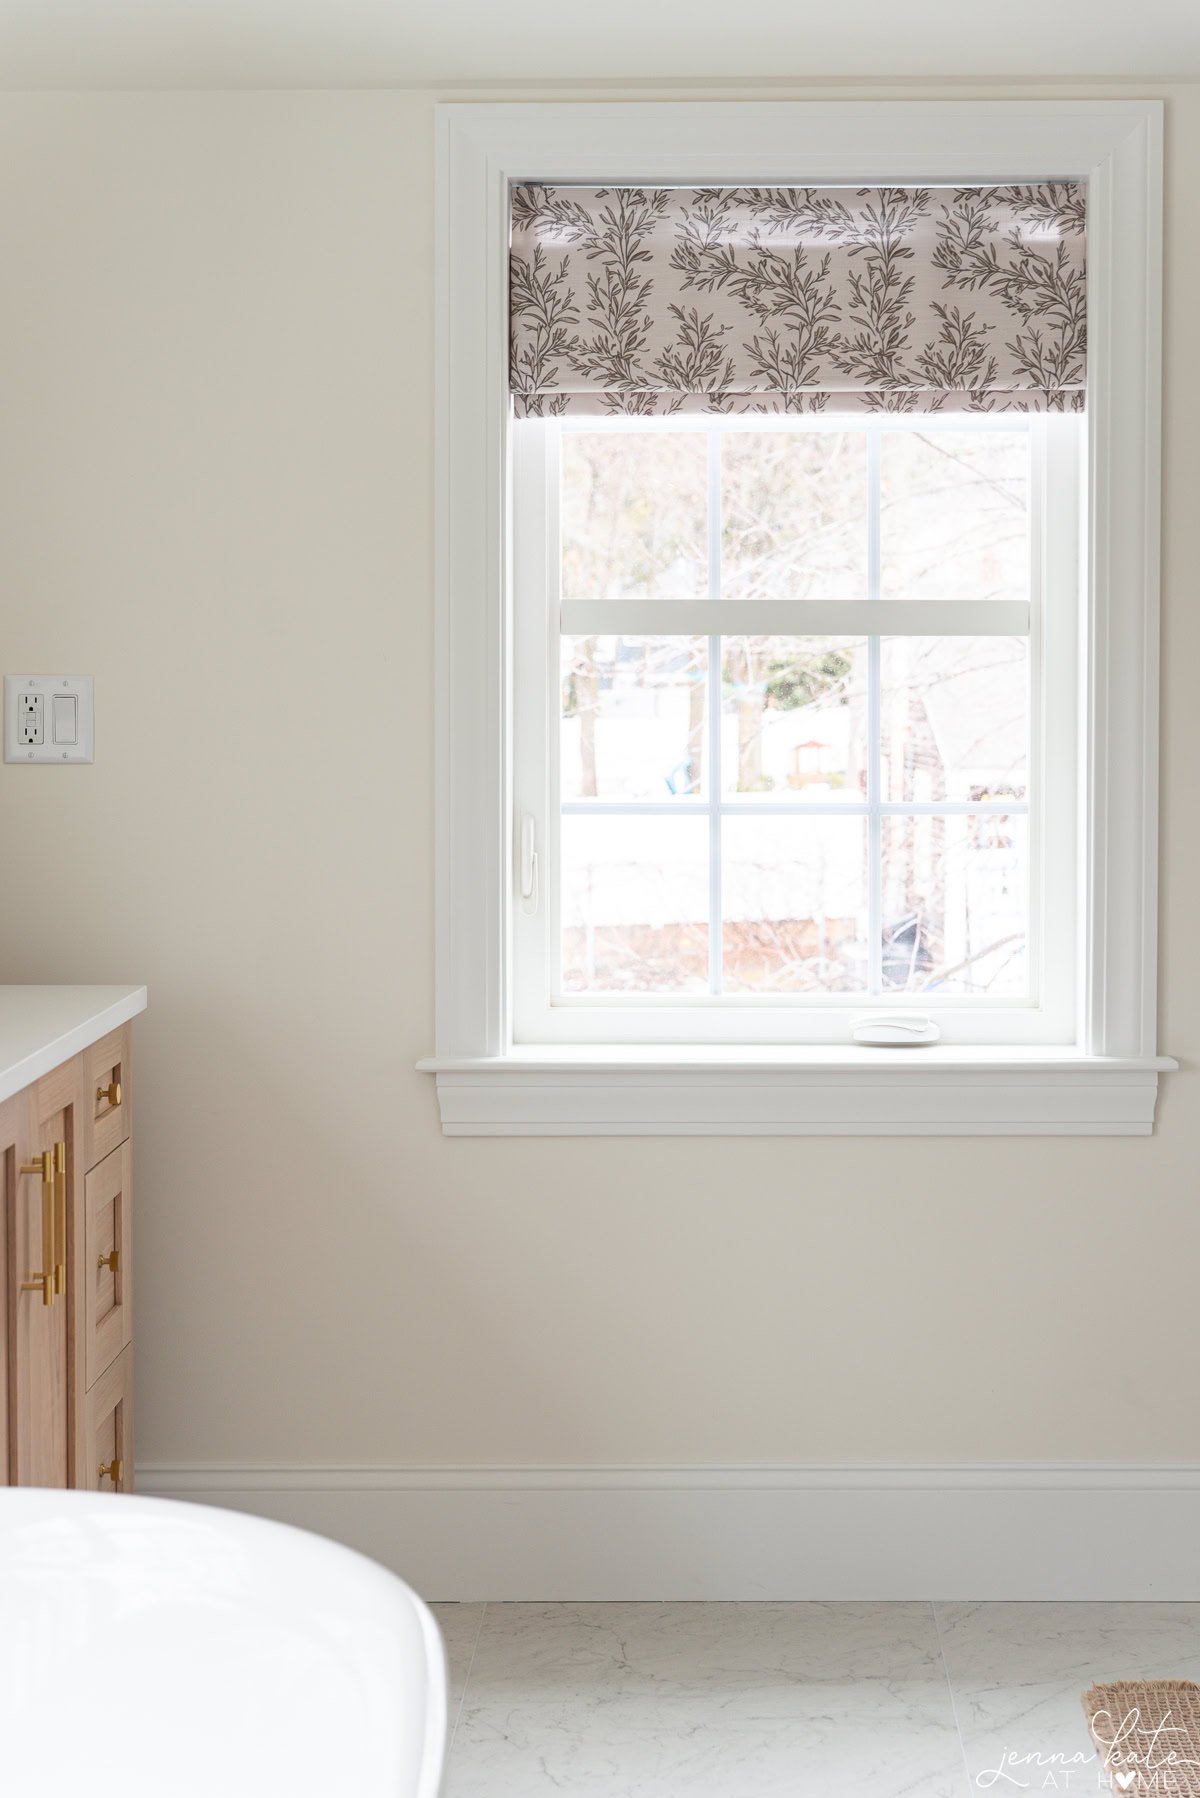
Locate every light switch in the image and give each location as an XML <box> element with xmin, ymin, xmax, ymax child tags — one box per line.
<box><xmin>4</xmin><ymin>676</ymin><xmax>94</xmax><ymax>762</ymax></box>
<box><xmin>52</xmin><ymin>693</ymin><xmax>78</xmax><ymax>745</ymax></box>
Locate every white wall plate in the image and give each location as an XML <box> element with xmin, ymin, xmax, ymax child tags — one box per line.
<box><xmin>4</xmin><ymin>675</ymin><xmax>94</xmax><ymax>763</ymax></box>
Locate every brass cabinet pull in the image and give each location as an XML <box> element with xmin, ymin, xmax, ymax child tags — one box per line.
<box><xmin>53</xmin><ymin>1140</ymin><xmax>66</xmax><ymax>1298</ymax></box>
<box><xmin>98</xmin><ymin>1459</ymin><xmax>122</xmax><ymax>1486</ymax></box>
<box><xmin>98</xmin><ymin>1248</ymin><xmax>120</xmax><ymax>1275</ymax></box>
<box><xmin>19</xmin><ymin>1150</ymin><xmax>56</xmax><ymax>1307</ymax></box>
<box><xmin>96</xmin><ymin>1079</ymin><xmax>121</xmax><ymax>1110</ymax></box>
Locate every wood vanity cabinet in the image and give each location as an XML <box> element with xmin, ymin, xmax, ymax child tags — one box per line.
<box><xmin>0</xmin><ymin>1025</ymin><xmax>134</xmax><ymax>1492</ymax></box>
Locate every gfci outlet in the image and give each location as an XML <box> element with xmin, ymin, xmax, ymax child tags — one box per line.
<box><xmin>4</xmin><ymin>676</ymin><xmax>94</xmax><ymax>763</ymax></box>
<box><xmin>18</xmin><ymin>692</ymin><xmax>43</xmax><ymax>745</ymax></box>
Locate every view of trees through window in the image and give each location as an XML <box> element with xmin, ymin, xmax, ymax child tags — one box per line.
<box><xmin>555</xmin><ymin>423</ymin><xmax>1031</xmax><ymax>1001</ymax></box>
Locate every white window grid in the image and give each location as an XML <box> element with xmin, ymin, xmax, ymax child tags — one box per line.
<box><xmin>513</xmin><ymin>411</ymin><xmax>1080</xmax><ymax>1046</ymax></box>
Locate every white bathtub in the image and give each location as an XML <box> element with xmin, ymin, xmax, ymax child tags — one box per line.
<box><xmin>0</xmin><ymin>1487</ymin><xmax>446</xmax><ymax>1798</ymax></box>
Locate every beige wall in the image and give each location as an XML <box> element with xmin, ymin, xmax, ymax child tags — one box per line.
<box><xmin>0</xmin><ymin>85</ymin><xmax>1196</xmax><ymax>1470</ymax></box>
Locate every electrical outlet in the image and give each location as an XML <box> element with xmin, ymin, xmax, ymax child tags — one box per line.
<box><xmin>4</xmin><ymin>676</ymin><xmax>94</xmax><ymax>763</ymax></box>
<box><xmin>18</xmin><ymin>692</ymin><xmax>43</xmax><ymax>745</ymax></box>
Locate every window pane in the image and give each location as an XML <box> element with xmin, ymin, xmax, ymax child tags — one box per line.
<box><xmin>561</xmin><ymin>636</ymin><xmax>706</xmax><ymax>801</ymax></box>
<box><xmin>721</xmin><ymin>432</ymin><xmax>868</xmax><ymax>599</ymax></box>
<box><xmin>880</xmin><ymin>430</ymin><xmax>1029</xmax><ymax>600</ymax></box>
<box><xmin>882</xmin><ymin>813</ymin><xmax>1028</xmax><ymax>996</ymax></box>
<box><xmin>722</xmin><ymin>816</ymin><xmax>868</xmax><ymax>994</ymax></box>
<box><xmin>561</xmin><ymin>814</ymin><xmax>709</xmax><ymax>993</ymax></box>
<box><xmin>881</xmin><ymin>637</ymin><xmax>1028</xmax><ymax>803</ymax></box>
<box><xmin>721</xmin><ymin>636</ymin><xmax>867</xmax><ymax>799</ymax></box>
<box><xmin>561</xmin><ymin>431</ymin><xmax>707</xmax><ymax>599</ymax></box>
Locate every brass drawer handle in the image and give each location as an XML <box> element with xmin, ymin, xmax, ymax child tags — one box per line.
<box><xmin>96</xmin><ymin>1079</ymin><xmax>121</xmax><ymax>1109</ymax></box>
<box><xmin>98</xmin><ymin>1459</ymin><xmax>123</xmax><ymax>1486</ymax></box>
<box><xmin>98</xmin><ymin>1249</ymin><xmax>120</xmax><ymax>1275</ymax></box>
<box><xmin>54</xmin><ymin>1140</ymin><xmax>66</xmax><ymax>1299</ymax></box>
<box><xmin>19</xmin><ymin>1149</ymin><xmax>57</xmax><ymax>1307</ymax></box>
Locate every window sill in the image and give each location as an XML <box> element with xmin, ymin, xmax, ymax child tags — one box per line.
<box><xmin>416</xmin><ymin>1047</ymin><xmax>1178</xmax><ymax>1137</ymax></box>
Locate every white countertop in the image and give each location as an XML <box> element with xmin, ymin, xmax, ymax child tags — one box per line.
<box><xmin>0</xmin><ymin>985</ymin><xmax>147</xmax><ymax>1104</ymax></box>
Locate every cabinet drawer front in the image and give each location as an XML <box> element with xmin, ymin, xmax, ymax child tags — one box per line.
<box><xmin>84</xmin><ymin>1141</ymin><xmax>132</xmax><ymax>1389</ymax></box>
<box><xmin>83</xmin><ymin>1345</ymin><xmax>133</xmax><ymax>1494</ymax></box>
<box><xmin>82</xmin><ymin>1026</ymin><xmax>132</xmax><ymax>1170</ymax></box>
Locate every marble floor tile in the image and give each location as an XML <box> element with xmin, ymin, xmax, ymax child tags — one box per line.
<box><xmin>430</xmin><ymin>1602</ymin><xmax>486</xmax><ymax>1712</ymax></box>
<box><xmin>443</xmin><ymin>1602</ymin><xmax>969</xmax><ymax>1797</ymax></box>
<box><xmin>936</xmin><ymin>1601</ymin><xmax>1200</xmax><ymax>1794</ymax></box>
<box><xmin>465</xmin><ymin>1600</ymin><xmax>946</xmax><ymax>1703</ymax></box>
<box><xmin>444</xmin><ymin>1688</ymin><xmax>967</xmax><ymax>1798</ymax></box>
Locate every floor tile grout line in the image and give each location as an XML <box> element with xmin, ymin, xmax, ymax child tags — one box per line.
<box><xmin>446</xmin><ymin>1602</ymin><xmax>487</xmax><ymax>1760</ymax></box>
<box><xmin>932</xmin><ymin>1599</ymin><xmax>976</xmax><ymax>1798</ymax></box>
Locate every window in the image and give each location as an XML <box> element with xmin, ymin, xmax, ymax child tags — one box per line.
<box><xmin>514</xmin><ymin>414</ymin><xmax>1079</xmax><ymax>1044</ymax></box>
<box><xmin>425</xmin><ymin>100</ymin><xmax>1171</xmax><ymax>1135</ymax></box>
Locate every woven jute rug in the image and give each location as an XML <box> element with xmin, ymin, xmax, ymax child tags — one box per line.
<box><xmin>1083</xmin><ymin>1681</ymin><xmax>1200</xmax><ymax>1795</ymax></box>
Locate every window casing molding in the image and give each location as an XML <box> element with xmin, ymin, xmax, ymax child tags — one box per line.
<box><xmin>422</xmin><ymin>99</ymin><xmax>1173</xmax><ymax>1135</ymax></box>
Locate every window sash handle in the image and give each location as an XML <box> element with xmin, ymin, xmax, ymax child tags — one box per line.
<box><xmin>519</xmin><ymin>813</ymin><xmax>539</xmax><ymax>914</ymax></box>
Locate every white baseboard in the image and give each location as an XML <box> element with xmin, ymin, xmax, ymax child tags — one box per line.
<box><xmin>134</xmin><ymin>1464</ymin><xmax>1200</xmax><ymax>1601</ymax></box>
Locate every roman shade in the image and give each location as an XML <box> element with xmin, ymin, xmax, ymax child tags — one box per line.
<box><xmin>509</xmin><ymin>183</ymin><xmax>1086</xmax><ymax>417</ymax></box>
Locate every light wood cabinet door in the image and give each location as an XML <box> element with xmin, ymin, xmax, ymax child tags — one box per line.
<box><xmin>13</xmin><ymin>1058</ymin><xmax>82</xmax><ymax>1487</ymax></box>
<box><xmin>84</xmin><ymin>1141</ymin><xmax>132</xmax><ymax>1389</ymax></box>
<box><xmin>0</xmin><ymin>1092</ymin><xmax>18</xmax><ymax>1486</ymax></box>
<box><xmin>85</xmin><ymin>1345</ymin><xmax>134</xmax><ymax>1494</ymax></box>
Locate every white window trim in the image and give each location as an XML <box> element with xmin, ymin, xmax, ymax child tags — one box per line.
<box><xmin>420</xmin><ymin>98</ymin><xmax>1175</xmax><ymax>1136</ymax></box>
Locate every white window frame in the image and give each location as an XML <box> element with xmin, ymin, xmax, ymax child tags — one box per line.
<box><xmin>513</xmin><ymin>410</ymin><xmax>1078</xmax><ymax>1047</ymax></box>
<box><xmin>421</xmin><ymin>99</ymin><xmax>1175</xmax><ymax>1136</ymax></box>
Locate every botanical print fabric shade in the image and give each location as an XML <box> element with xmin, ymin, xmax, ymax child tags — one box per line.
<box><xmin>509</xmin><ymin>184</ymin><xmax>1086</xmax><ymax>416</ymax></box>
